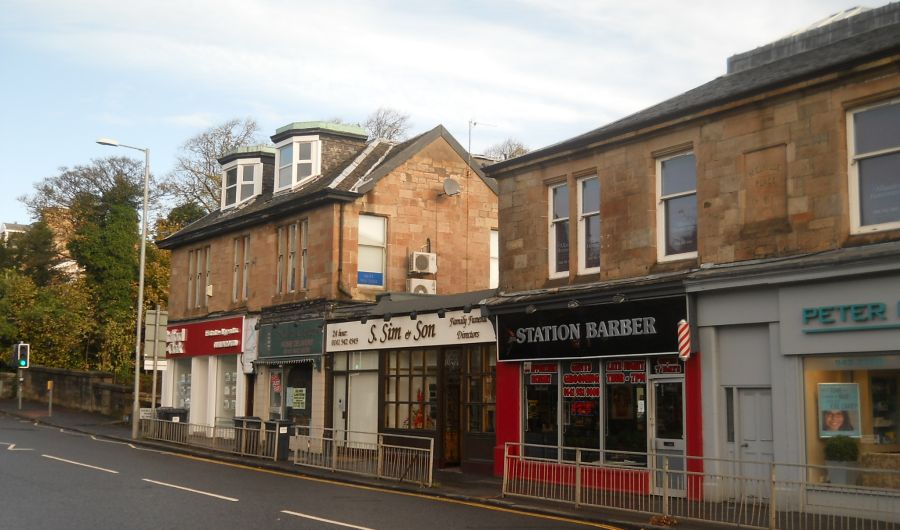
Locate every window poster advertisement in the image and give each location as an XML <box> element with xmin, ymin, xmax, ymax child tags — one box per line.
<box><xmin>818</xmin><ymin>383</ymin><xmax>861</xmax><ymax>438</ymax></box>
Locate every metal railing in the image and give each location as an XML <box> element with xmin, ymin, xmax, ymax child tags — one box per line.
<box><xmin>503</xmin><ymin>442</ymin><xmax>900</xmax><ymax>529</ymax></box>
<box><xmin>139</xmin><ymin>419</ymin><xmax>434</xmax><ymax>487</ymax></box>
<box><xmin>140</xmin><ymin>418</ymin><xmax>277</xmax><ymax>460</ymax></box>
<box><xmin>290</xmin><ymin>426</ymin><xmax>434</xmax><ymax>487</ymax></box>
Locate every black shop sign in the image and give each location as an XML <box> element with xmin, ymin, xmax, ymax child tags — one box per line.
<box><xmin>496</xmin><ymin>297</ymin><xmax>686</xmax><ymax>362</ymax></box>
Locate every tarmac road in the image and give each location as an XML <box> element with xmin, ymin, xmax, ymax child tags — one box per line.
<box><xmin>0</xmin><ymin>413</ymin><xmax>632</xmax><ymax>530</ymax></box>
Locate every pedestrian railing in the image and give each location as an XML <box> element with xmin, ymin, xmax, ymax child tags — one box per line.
<box><xmin>139</xmin><ymin>419</ymin><xmax>434</xmax><ymax>487</ymax></box>
<box><xmin>290</xmin><ymin>426</ymin><xmax>434</xmax><ymax>487</ymax></box>
<box><xmin>503</xmin><ymin>442</ymin><xmax>900</xmax><ymax>529</ymax></box>
<box><xmin>140</xmin><ymin>418</ymin><xmax>277</xmax><ymax>460</ymax></box>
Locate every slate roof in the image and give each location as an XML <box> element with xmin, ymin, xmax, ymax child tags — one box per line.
<box><xmin>158</xmin><ymin>125</ymin><xmax>495</xmax><ymax>249</ymax></box>
<box><xmin>485</xmin><ymin>10</ymin><xmax>900</xmax><ymax>176</ymax></box>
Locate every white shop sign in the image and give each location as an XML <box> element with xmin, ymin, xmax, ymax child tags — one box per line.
<box><xmin>326</xmin><ymin>309</ymin><xmax>496</xmax><ymax>352</ymax></box>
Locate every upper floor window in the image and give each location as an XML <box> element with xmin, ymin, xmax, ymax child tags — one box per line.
<box><xmin>358</xmin><ymin>214</ymin><xmax>386</xmax><ymax>288</ymax></box>
<box><xmin>221</xmin><ymin>160</ymin><xmax>260</xmax><ymax>209</ymax></box>
<box><xmin>276</xmin><ymin>138</ymin><xmax>320</xmax><ymax>191</ymax></box>
<box><xmin>657</xmin><ymin>152</ymin><xmax>697</xmax><ymax>261</ymax></box>
<box><xmin>232</xmin><ymin>235</ymin><xmax>250</xmax><ymax>303</ymax></box>
<box><xmin>848</xmin><ymin>99</ymin><xmax>900</xmax><ymax>233</ymax></box>
<box><xmin>275</xmin><ymin>221</ymin><xmax>308</xmax><ymax>295</ymax></box>
<box><xmin>187</xmin><ymin>246</ymin><xmax>210</xmax><ymax>309</ymax></box>
<box><xmin>578</xmin><ymin>176</ymin><xmax>600</xmax><ymax>274</ymax></box>
<box><xmin>490</xmin><ymin>229</ymin><xmax>499</xmax><ymax>289</ymax></box>
<box><xmin>299</xmin><ymin>219</ymin><xmax>309</xmax><ymax>291</ymax></box>
<box><xmin>548</xmin><ymin>183</ymin><xmax>569</xmax><ymax>278</ymax></box>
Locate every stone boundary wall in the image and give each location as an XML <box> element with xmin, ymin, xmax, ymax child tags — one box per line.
<box><xmin>7</xmin><ymin>366</ymin><xmax>134</xmax><ymax>418</ymax></box>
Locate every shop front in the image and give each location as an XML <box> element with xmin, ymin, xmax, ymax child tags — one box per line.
<box><xmin>489</xmin><ymin>293</ymin><xmax>702</xmax><ymax>495</ymax></box>
<box><xmin>687</xmin><ymin>253</ymin><xmax>900</xmax><ymax>520</ymax></box>
<box><xmin>162</xmin><ymin>315</ymin><xmax>252</xmax><ymax>426</ymax></box>
<box><xmin>780</xmin><ymin>274</ymin><xmax>900</xmax><ymax>488</ymax></box>
<box><xmin>254</xmin><ymin>317</ymin><xmax>324</xmax><ymax>430</ymax></box>
<box><xmin>326</xmin><ymin>294</ymin><xmax>498</xmax><ymax>473</ymax></box>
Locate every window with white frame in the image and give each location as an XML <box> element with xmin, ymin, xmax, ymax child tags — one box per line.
<box><xmin>657</xmin><ymin>153</ymin><xmax>697</xmax><ymax>260</ymax></box>
<box><xmin>358</xmin><ymin>214</ymin><xmax>386</xmax><ymax>288</ymax></box>
<box><xmin>578</xmin><ymin>176</ymin><xmax>600</xmax><ymax>273</ymax></box>
<box><xmin>276</xmin><ymin>138</ymin><xmax>320</xmax><ymax>191</ymax></box>
<box><xmin>221</xmin><ymin>161</ymin><xmax>260</xmax><ymax>209</ymax></box>
<box><xmin>490</xmin><ymin>229</ymin><xmax>499</xmax><ymax>289</ymax></box>
<box><xmin>849</xmin><ymin>99</ymin><xmax>900</xmax><ymax>233</ymax></box>
<box><xmin>548</xmin><ymin>183</ymin><xmax>570</xmax><ymax>278</ymax></box>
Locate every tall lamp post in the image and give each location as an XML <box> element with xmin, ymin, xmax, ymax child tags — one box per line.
<box><xmin>97</xmin><ymin>137</ymin><xmax>149</xmax><ymax>440</ymax></box>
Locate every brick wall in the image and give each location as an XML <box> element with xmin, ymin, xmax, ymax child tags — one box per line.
<box><xmin>496</xmin><ymin>62</ymin><xmax>900</xmax><ymax>291</ymax></box>
<box><xmin>167</xmin><ymin>134</ymin><xmax>498</xmax><ymax>320</ymax></box>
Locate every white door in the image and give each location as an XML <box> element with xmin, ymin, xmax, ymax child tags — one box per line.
<box><xmin>651</xmin><ymin>379</ymin><xmax>686</xmax><ymax>497</ymax></box>
<box><xmin>737</xmin><ymin>387</ymin><xmax>774</xmax><ymax>499</ymax></box>
<box><xmin>347</xmin><ymin>372</ymin><xmax>378</xmax><ymax>445</ymax></box>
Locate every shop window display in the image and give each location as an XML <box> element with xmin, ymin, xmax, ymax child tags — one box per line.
<box><xmin>383</xmin><ymin>349</ymin><xmax>437</xmax><ymax>430</ymax></box>
<box><xmin>524</xmin><ymin>362</ymin><xmax>559</xmax><ymax>458</ymax></box>
<box><xmin>175</xmin><ymin>358</ymin><xmax>192</xmax><ymax>411</ymax></box>
<box><xmin>804</xmin><ymin>355</ymin><xmax>900</xmax><ymax>479</ymax></box>
<box><xmin>562</xmin><ymin>360</ymin><xmax>601</xmax><ymax>459</ymax></box>
<box><xmin>215</xmin><ymin>356</ymin><xmax>238</xmax><ymax>425</ymax></box>
<box><xmin>604</xmin><ymin>359</ymin><xmax>647</xmax><ymax>464</ymax></box>
<box><xmin>465</xmin><ymin>346</ymin><xmax>496</xmax><ymax>434</ymax></box>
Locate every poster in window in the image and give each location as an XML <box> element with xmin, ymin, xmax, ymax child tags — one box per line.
<box><xmin>818</xmin><ymin>383</ymin><xmax>861</xmax><ymax>438</ymax></box>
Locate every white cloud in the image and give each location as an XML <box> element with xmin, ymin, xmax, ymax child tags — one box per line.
<box><xmin>0</xmin><ymin>0</ymin><xmax>873</xmax><ymax>223</ymax></box>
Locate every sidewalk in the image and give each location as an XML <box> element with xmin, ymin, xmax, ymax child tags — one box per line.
<box><xmin>0</xmin><ymin>398</ymin><xmax>703</xmax><ymax>530</ymax></box>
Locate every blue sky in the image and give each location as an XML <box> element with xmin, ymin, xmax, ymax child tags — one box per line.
<box><xmin>0</xmin><ymin>0</ymin><xmax>866</xmax><ymax>224</ymax></box>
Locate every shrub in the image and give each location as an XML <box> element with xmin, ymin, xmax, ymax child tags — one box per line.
<box><xmin>824</xmin><ymin>435</ymin><xmax>859</xmax><ymax>462</ymax></box>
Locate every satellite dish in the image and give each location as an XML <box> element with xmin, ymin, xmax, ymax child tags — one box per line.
<box><xmin>442</xmin><ymin>178</ymin><xmax>461</xmax><ymax>197</ymax></box>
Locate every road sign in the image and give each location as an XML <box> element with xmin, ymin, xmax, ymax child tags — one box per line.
<box><xmin>143</xmin><ymin>357</ymin><xmax>168</xmax><ymax>371</ymax></box>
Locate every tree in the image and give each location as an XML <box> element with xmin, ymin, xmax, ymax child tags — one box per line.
<box><xmin>364</xmin><ymin>107</ymin><xmax>411</xmax><ymax>141</ymax></box>
<box><xmin>163</xmin><ymin>118</ymin><xmax>260</xmax><ymax>213</ymax></box>
<box><xmin>11</xmin><ymin>221</ymin><xmax>63</xmax><ymax>287</ymax></box>
<box><xmin>23</xmin><ymin>156</ymin><xmax>157</xmax><ymax>220</ymax></box>
<box><xmin>68</xmin><ymin>176</ymin><xmax>140</xmax><ymax>321</ymax></box>
<box><xmin>484</xmin><ymin>138</ymin><xmax>530</xmax><ymax>161</ymax></box>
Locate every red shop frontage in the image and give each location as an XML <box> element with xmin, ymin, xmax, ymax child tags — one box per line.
<box><xmin>485</xmin><ymin>290</ymin><xmax>703</xmax><ymax>499</ymax></box>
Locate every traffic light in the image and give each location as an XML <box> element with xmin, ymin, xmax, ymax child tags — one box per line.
<box><xmin>14</xmin><ymin>343</ymin><xmax>29</xmax><ymax>369</ymax></box>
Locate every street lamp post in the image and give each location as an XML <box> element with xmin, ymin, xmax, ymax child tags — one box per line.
<box><xmin>97</xmin><ymin>137</ymin><xmax>150</xmax><ymax>440</ymax></box>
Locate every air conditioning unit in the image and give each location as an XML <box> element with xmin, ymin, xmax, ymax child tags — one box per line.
<box><xmin>407</xmin><ymin>278</ymin><xmax>437</xmax><ymax>295</ymax></box>
<box><xmin>409</xmin><ymin>251</ymin><xmax>438</xmax><ymax>274</ymax></box>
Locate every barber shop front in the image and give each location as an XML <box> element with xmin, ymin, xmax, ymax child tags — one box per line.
<box><xmin>488</xmin><ymin>291</ymin><xmax>702</xmax><ymax>494</ymax></box>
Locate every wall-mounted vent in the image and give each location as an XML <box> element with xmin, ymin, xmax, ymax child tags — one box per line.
<box><xmin>409</xmin><ymin>252</ymin><xmax>437</xmax><ymax>274</ymax></box>
<box><xmin>407</xmin><ymin>278</ymin><xmax>437</xmax><ymax>295</ymax></box>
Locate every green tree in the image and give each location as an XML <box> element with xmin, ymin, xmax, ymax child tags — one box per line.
<box><xmin>12</xmin><ymin>221</ymin><xmax>63</xmax><ymax>287</ymax></box>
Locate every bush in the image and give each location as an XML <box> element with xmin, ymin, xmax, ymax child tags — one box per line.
<box><xmin>824</xmin><ymin>435</ymin><xmax>859</xmax><ymax>462</ymax></box>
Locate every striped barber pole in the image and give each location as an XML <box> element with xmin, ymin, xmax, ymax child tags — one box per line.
<box><xmin>677</xmin><ymin>319</ymin><xmax>691</xmax><ymax>361</ymax></box>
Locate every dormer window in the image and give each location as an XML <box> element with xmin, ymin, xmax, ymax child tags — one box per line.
<box><xmin>276</xmin><ymin>137</ymin><xmax>321</xmax><ymax>191</ymax></box>
<box><xmin>221</xmin><ymin>159</ymin><xmax>261</xmax><ymax>209</ymax></box>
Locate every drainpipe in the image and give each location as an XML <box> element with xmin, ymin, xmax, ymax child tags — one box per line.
<box><xmin>337</xmin><ymin>203</ymin><xmax>353</xmax><ymax>299</ymax></box>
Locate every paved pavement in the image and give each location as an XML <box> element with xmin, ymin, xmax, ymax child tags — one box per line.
<box><xmin>0</xmin><ymin>398</ymin><xmax>722</xmax><ymax>530</ymax></box>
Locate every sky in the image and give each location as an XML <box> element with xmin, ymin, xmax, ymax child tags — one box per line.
<box><xmin>0</xmin><ymin>0</ymin><xmax>870</xmax><ymax>224</ymax></box>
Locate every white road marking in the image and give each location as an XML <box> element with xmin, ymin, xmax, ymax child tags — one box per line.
<box><xmin>90</xmin><ymin>435</ymin><xmax>136</xmax><ymax>448</ymax></box>
<box><xmin>142</xmin><ymin>478</ymin><xmax>239</xmax><ymax>502</ymax></box>
<box><xmin>41</xmin><ymin>454</ymin><xmax>119</xmax><ymax>473</ymax></box>
<box><xmin>281</xmin><ymin>510</ymin><xmax>375</xmax><ymax>530</ymax></box>
<box><xmin>0</xmin><ymin>442</ymin><xmax>34</xmax><ymax>451</ymax></box>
